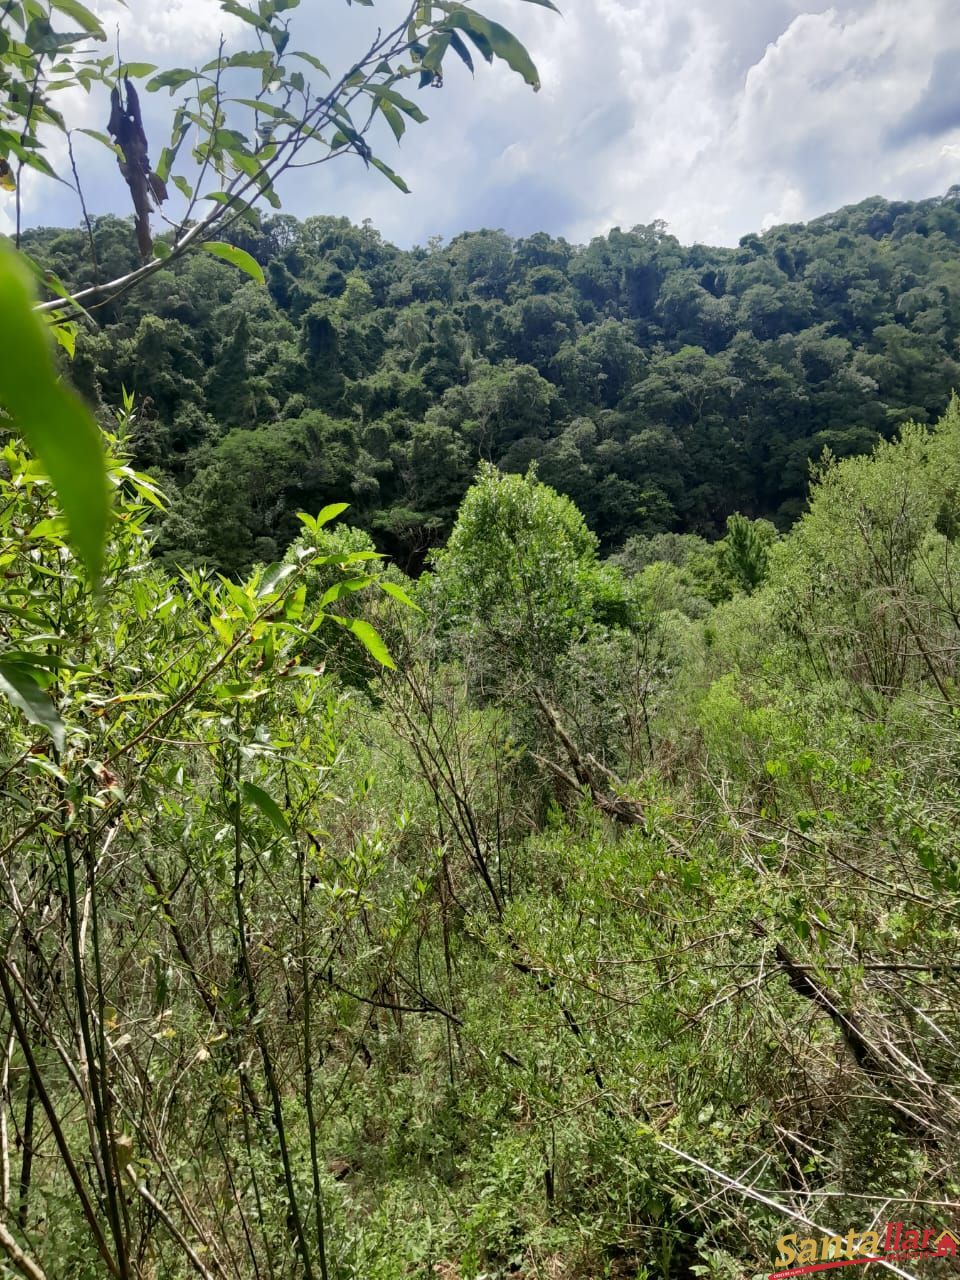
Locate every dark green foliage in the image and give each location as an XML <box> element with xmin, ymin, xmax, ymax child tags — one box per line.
<box><xmin>22</xmin><ymin>188</ymin><xmax>960</xmax><ymax>575</ymax></box>
<box><xmin>717</xmin><ymin>512</ymin><xmax>778</xmax><ymax>595</ymax></box>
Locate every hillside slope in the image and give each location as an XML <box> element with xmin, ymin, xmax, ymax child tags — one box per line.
<box><xmin>26</xmin><ymin>187</ymin><xmax>960</xmax><ymax>571</ymax></box>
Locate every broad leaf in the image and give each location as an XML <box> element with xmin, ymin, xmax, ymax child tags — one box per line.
<box><xmin>315</xmin><ymin>502</ymin><xmax>350</xmax><ymax>529</ymax></box>
<box><xmin>421</xmin><ymin>33</ymin><xmax>451</xmax><ymax>74</ymax></box>
<box><xmin>201</xmin><ymin>241</ymin><xmax>266</xmax><ymax>284</ymax></box>
<box><xmin>379</xmin><ymin>99</ymin><xmax>405</xmax><ymax>142</ymax></box>
<box><xmin>115</xmin><ymin>62</ymin><xmax>158</xmax><ymax>78</ymax></box>
<box><xmin>370</xmin><ymin>86</ymin><xmax>428</xmax><ymax>123</ymax></box>
<box><xmin>0</xmin><ymin>660</ymin><xmax>65</xmax><ymax>752</ymax></box>
<box><xmin>257</xmin><ymin>562</ymin><xmax>298</xmax><ymax>597</ymax></box>
<box><xmin>242</xmin><ymin>781</ymin><xmax>291</xmax><ymax>836</ymax></box>
<box><xmin>146</xmin><ymin>68</ymin><xmax>198</xmax><ymax>94</ymax></box>
<box><xmin>49</xmin><ymin>0</ymin><xmax>106</xmax><ymax>36</ymax></box>
<box><xmin>449</xmin><ymin>31</ymin><xmax>474</xmax><ymax>73</ymax></box>
<box><xmin>291</xmin><ymin>51</ymin><xmax>329</xmax><ymax>73</ymax></box>
<box><xmin>379</xmin><ymin>579</ymin><xmax>421</xmax><ymax>612</ymax></box>
<box><xmin>330</xmin><ymin>616</ymin><xmax>396</xmax><ymax>669</ymax></box>
<box><xmin>207</xmin><ymin>51</ymin><xmax>275</xmax><ymax>70</ymax></box>
<box><xmin>0</xmin><ymin>243</ymin><xmax>109</xmax><ymax>579</ymax></box>
<box><xmin>442</xmin><ymin>11</ymin><xmax>541</xmax><ymax>89</ymax></box>
<box><xmin>51</xmin><ymin>318</ymin><xmax>77</xmax><ymax>356</ymax></box>
<box><xmin>318</xmin><ymin>577</ymin><xmax>373</xmax><ymax>608</ymax></box>
<box><xmin>76</xmin><ymin>127</ymin><xmax>123</xmax><ymax>158</ymax></box>
<box><xmin>371</xmin><ymin>156</ymin><xmax>410</xmax><ymax>193</ymax></box>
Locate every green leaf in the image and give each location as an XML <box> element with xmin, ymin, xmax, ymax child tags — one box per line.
<box><xmin>519</xmin><ymin>0</ymin><xmax>560</xmax><ymax>10</ymax></box>
<box><xmin>318</xmin><ymin>576</ymin><xmax>373</xmax><ymax>608</ymax></box>
<box><xmin>116</xmin><ymin>62</ymin><xmax>158</xmax><ymax>78</ymax></box>
<box><xmin>330</xmin><ymin>616</ymin><xmax>395</xmax><ymax>669</ymax></box>
<box><xmin>19</xmin><ymin>149</ymin><xmax>65</xmax><ymax>184</ymax></box>
<box><xmin>291</xmin><ymin>50</ymin><xmax>329</xmax><ymax>73</ymax></box>
<box><xmin>315</xmin><ymin>502</ymin><xmax>349</xmax><ymax>528</ymax></box>
<box><xmin>242</xmin><ymin>781</ymin><xmax>291</xmax><ymax>836</ymax></box>
<box><xmin>203</xmin><ymin>50</ymin><xmax>275</xmax><ymax>70</ymax></box>
<box><xmin>146</xmin><ymin>68</ymin><xmax>198</xmax><ymax>94</ymax></box>
<box><xmin>317</xmin><ymin>549</ymin><xmax>381</xmax><ymax>567</ymax></box>
<box><xmin>0</xmin><ymin>661</ymin><xmax>65</xmax><ymax>752</ymax></box>
<box><xmin>379</xmin><ymin>579</ymin><xmax>421</xmax><ymax>611</ymax></box>
<box><xmin>370</xmin><ymin>86</ymin><xmax>428</xmax><ymax>123</ymax></box>
<box><xmin>50</xmin><ymin>0</ymin><xmax>105</xmax><ymax>36</ymax></box>
<box><xmin>226</xmin><ymin>150</ymin><xmax>263</xmax><ymax>179</ymax></box>
<box><xmin>219</xmin><ymin>0</ymin><xmax>270</xmax><ymax>29</ymax></box>
<box><xmin>51</xmin><ymin>318</ymin><xmax>77</xmax><ymax>356</ymax></box>
<box><xmin>370</xmin><ymin>156</ymin><xmax>410</xmax><ymax>193</ymax></box>
<box><xmin>229</xmin><ymin>98</ymin><xmax>295</xmax><ymax>120</ymax></box>
<box><xmin>0</xmin><ymin>243</ymin><xmax>109</xmax><ymax>579</ymax></box>
<box><xmin>379</xmin><ymin>100</ymin><xmax>405</xmax><ymax>142</ymax></box>
<box><xmin>0</xmin><ymin>606</ymin><xmax>48</xmax><ymax>627</ymax></box>
<box><xmin>156</xmin><ymin>145</ymin><xmax>176</xmax><ymax>182</ymax></box>
<box><xmin>156</xmin><ymin>114</ymin><xmax>191</xmax><ymax>183</ymax></box>
<box><xmin>257</xmin><ymin>562</ymin><xmax>298</xmax><ymax>596</ymax></box>
<box><xmin>448</xmin><ymin>31</ymin><xmax>474</xmax><ymax>73</ymax></box>
<box><xmin>76</xmin><ymin>127</ymin><xmax>122</xmax><ymax>158</ymax></box>
<box><xmin>441</xmin><ymin>10</ymin><xmax>541</xmax><ymax>89</ymax></box>
<box><xmin>449</xmin><ymin>24</ymin><xmax>491</xmax><ymax>64</ymax></box>
<box><xmin>213</xmin><ymin>126</ymin><xmax>253</xmax><ymax>152</ymax></box>
<box><xmin>25</xmin><ymin>15</ymin><xmax>82</xmax><ymax>52</ymax></box>
<box><xmin>421</xmin><ymin>32</ymin><xmax>451</xmax><ymax>75</ymax></box>
<box><xmin>201</xmin><ymin>241</ymin><xmax>265</xmax><ymax>284</ymax></box>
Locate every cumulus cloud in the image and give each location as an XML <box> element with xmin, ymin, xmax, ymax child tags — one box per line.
<box><xmin>888</xmin><ymin>48</ymin><xmax>960</xmax><ymax>145</ymax></box>
<box><xmin>295</xmin><ymin>0</ymin><xmax>960</xmax><ymax>246</ymax></box>
<box><xmin>10</xmin><ymin>0</ymin><xmax>960</xmax><ymax>248</ymax></box>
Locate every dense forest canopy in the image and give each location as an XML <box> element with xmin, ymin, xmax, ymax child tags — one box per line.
<box><xmin>24</xmin><ymin>186</ymin><xmax>960</xmax><ymax>573</ymax></box>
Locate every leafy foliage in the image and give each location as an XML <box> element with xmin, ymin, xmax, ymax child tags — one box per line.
<box><xmin>428</xmin><ymin>462</ymin><xmax>602</xmax><ymax>679</ymax></box>
<box><xmin>21</xmin><ymin>190</ymin><xmax>960</xmax><ymax>575</ymax></box>
<box><xmin>4</xmin><ymin>13</ymin><xmax>960</xmax><ymax>1279</ymax></box>
<box><xmin>0</xmin><ymin>392</ymin><xmax>959</xmax><ymax>1280</ymax></box>
<box><xmin>1</xmin><ymin>0</ymin><xmax>548</xmax><ymax>579</ymax></box>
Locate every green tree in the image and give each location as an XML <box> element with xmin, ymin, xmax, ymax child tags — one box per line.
<box><xmin>428</xmin><ymin>463</ymin><xmax>602</xmax><ymax>682</ymax></box>
<box><xmin>717</xmin><ymin>512</ymin><xmax>778</xmax><ymax>595</ymax></box>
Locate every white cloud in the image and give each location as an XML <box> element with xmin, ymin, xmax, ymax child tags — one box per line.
<box><xmin>92</xmin><ymin>0</ymin><xmax>244</xmax><ymax>54</ymax></box>
<box><xmin>11</xmin><ymin>0</ymin><xmax>960</xmax><ymax>247</ymax></box>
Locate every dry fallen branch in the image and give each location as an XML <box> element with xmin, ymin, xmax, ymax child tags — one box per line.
<box><xmin>754</xmin><ymin>921</ymin><xmax>951</xmax><ymax>1146</ymax></box>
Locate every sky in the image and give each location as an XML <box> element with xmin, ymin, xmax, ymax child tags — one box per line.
<box><xmin>10</xmin><ymin>0</ymin><xmax>960</xmax><ymax>249</ymax></box>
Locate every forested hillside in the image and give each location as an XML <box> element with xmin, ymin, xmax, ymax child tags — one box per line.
<box><xmin>25</xmin><ymin>187</ymin><xmax>960</xmax><ymax>572</ymax></box>
<box><xmin>5</xmin><ymin>1</ymin><xmax>960</xmax><ymax>1273</ymax></box>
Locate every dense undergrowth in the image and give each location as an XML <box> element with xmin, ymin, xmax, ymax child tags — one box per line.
<box><xmin>0</xmin><ymin>394</ymin><xmax>958</xmax><ymax>1279</ymax></box>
